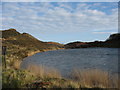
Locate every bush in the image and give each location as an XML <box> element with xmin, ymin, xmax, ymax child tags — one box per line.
<box><xmin>2</xmin><ymin>69</ymin><xmax>35</xmax><ymax>88</ymax></box>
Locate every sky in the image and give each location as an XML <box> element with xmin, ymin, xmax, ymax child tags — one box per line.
<box><xmin>1</xmin><ymin>0</ymin><xmax>120</xmax><ymax>2</ymax></box>
<box><xmin>1</xmin><ymin>2</ymin><xmax>118</xmax><ymax>44</ymax></box>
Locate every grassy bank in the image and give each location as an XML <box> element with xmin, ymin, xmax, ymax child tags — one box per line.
<box><xmin>2</xmin><ymin>64</ymin><xmax>119</xmax><ymax>89</ymax></box>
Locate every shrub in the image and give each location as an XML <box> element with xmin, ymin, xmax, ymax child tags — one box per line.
<box><xmin>2</xmin><ymin>69</ymin><xmax>35</xmax><ymax>88</ymax></box>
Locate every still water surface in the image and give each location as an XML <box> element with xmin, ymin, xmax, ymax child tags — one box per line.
<box><xmin>21</xmin><ymin>48</ymin><xmax>119</xmax><ymax>75</ymax></box>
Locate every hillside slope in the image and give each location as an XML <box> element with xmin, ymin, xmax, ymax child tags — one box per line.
<box><xmin>1</xmin><ymin>29</ymin><xmax>64</xmax><ymax>67</ymax></box>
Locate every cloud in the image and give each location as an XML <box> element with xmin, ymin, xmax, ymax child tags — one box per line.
<box><xmin>93</xmin><ymin>31</ymin><xmax>117</xmax><ymax>34</ymax></box>
<box><xmin>1</xmin><ymin>2</ymin><xmax>118</xmax><ymax>35</ymax></box>
<box><xmin>1</xmin><ymin>0</ymin><xmax>119</xmax><ymax>2</ymax></box>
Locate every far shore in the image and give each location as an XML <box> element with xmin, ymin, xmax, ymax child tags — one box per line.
<box><xmin>24</xmin><ymin>48</ymin><xmax>65</xmax><ymax>58</ymax></box>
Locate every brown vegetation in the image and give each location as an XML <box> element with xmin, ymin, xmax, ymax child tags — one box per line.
<box><xmin>70</xmin><ymin>69</ymin><xmax>118</xmax><ymax>88</ymax></box>
<box><xmin>25</xmin><ymin>64</ymin><xmax>119</xmax><ymax>88</ymax></box>
<box><xmin>26</xmin><ymin>64</ymin><xmax>61</xmax><ymax>79</ymax></box>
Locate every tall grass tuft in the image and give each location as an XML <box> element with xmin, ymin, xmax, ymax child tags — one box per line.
<box><xmin>26</xmin><ymin>64</ymin><xmax>61</xmax><ymax>79</ymax></box>
<box><xmin>12</xmin><ymin>60</ymin><xmax>22</xmax><ymax>70</ymax></box>
<box><xmin>70</xmin><ymin>69</ymin><xmax>118</xmax><ymax>88</ymax></box>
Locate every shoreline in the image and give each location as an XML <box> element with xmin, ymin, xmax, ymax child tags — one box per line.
<box><xmin>26</xmin><ymin>48</ymin><xmax>65</xmax><ymax>57</ymax></box>
<box><xmin>21</xmin><ymin>48</ymin><xmax>65</xmax><ymax>63</ymax></box>
<box><xmin>18</xmin><ymin>48</ymin><xmax>65</xmax><ymax>70</ymax></box>
<box><xmin>17</xmin><ymin>47</ymin><xmax>119</xmax><ymax>70</ymax></box>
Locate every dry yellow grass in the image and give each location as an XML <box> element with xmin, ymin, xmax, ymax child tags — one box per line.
<box><xmin>70</xmin><ymin>69</ymin><xmax>119</xmax><ymax>88</ymax></box>
<box><xmin>109</xmin><ymin>74</ymin><xmax>119</xmax><ymax>88</ymax></box>
<box><xmin>12</xmin><ymin>60</ymin><xmax>22</xmax><ymax>70</ymax></box>
<box><xmin>25</xmin><ymin>64</ymin><xmax>119</xmax><ymax>88</ymax></box>
<box><xmin>26</xmin><ymin>64</ymin><xmax>61</xmax><ymax>79</ymax></box>
<box><xmin>50</xmin><ymin>79</ymin><xmax>80</xmax><ymax>88</ymax></box>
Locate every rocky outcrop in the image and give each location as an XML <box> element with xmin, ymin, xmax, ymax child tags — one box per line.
<box><xmin>104</xmin><ymin>33</ymin><xmax>120</xmax><ymax>48</ymax></box>
<box><xmin>106</xmin><ymin>33</ymin><xmax>120</xmax><ymax>41</ymax></box>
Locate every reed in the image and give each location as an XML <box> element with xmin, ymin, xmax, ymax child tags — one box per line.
<box><xmin>26</xmin><ymin>64</ymin><xmax>61</xmax><ymax>79</ymax></box>
<box><xmin>70</xmin><ymin>69</ymin><xmax>119</xmax><ymax>88</ymax></box>
<box><xmin>26</xmin><ymin>64</ymin><xmax>119</xmax><ymax>88</ymax></box>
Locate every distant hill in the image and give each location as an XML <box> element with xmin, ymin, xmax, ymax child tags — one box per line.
<box><xmin>46</xmin><ymin>42</ymin><xmax>64</xmax><ymax>48</ymax></box>
<box><xmin>64</xmin><ymin>41</ymin><xmax>87</xmax><ymax>49</ymax></box>
<box><xmin>1</xmin><ymin>29</ymin><xmax>64</xmax><ymax>65</ymax></box>
<box><xmin>2</xmin><ymin>29</ymin><xmax>64</xmax><ymax>50</ymax></box>
<box><xmin>65</xmin><ymin>33</ymin><xmax>120</xmax><ymax>49</ymax></box>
